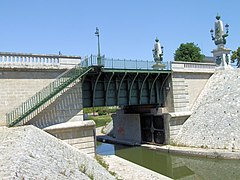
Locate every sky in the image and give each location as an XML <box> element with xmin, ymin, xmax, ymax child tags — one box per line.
<box><xmin>0</xmin><ymin>1</ymin><xmax>239</xmax><ymax>62</ymax></box>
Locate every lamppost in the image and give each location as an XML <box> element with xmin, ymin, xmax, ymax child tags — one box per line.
<box><xmin>210</xmin><ymin>15</ymin><xmax>229</xmax><ymax>48</ymax></box>
<box><xmin>152</xmin><ymin>38</ymin><xmax>165</xmax><ymax>70</ymax></box>
<box><xmin>210</xmin><ymin>15</ymin><xmax>232</xmax><ymax>69</ymax></box>
<box><xmin>95</xmin><ymin>27</ymin><xmax>101</xmax><ymax>65</ymax></box>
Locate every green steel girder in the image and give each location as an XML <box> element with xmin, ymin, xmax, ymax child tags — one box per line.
<box><xmin>159</xmin><ymin>73</ymin><xmax>171</xmax><ymax>106</ymax></box>
<box><xmin>103</xmin><ymin>68</ymin><xmax>171</xmax><ymax>74</ymax></box>
<box><xmin>128</xmin><ymin>72</ymin><xmax>139</xmax><ymax>105</ymax></box>
<box><xmin>105</xmin><ymin>72</ymin><xmax>114</xmax><ymax>106</ymax></box>
<box><xmin>82</xmin><ymin>67</ymin><xmax>171</xmax><ymax>107</ymax></box>
<box><xmin>149</xmin><ymin>73</ymin><xmax>160</xmax><ymax>104</ymax></box>
<box><xmin>117</xmin><ymin>72</ymin><xmax>127</xmax><ymax>106</ymax></box>
<box><xmin>92</xmin><ymin>72</ymin><xmax>102</xmax><ymax>107</ymax></box>
<box><xmin>139</xmin><ymin>73</ymin><xmax>149</xmax><ymax>104</ymax></box>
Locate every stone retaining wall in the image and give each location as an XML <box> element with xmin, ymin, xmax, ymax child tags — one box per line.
<box><xmin>0</xmin><ymin>69</ymin><xmax>65</xmax><ymax>125</ymax></box>
<box><xmin>44</xmin><ymin>120</ymin><xmax>96</xmax><ymax>156</ymax></box>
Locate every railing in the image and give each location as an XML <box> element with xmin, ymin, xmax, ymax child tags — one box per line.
<box><xmin>171</xmin><ymin>61</ymin><xmax>216</xmax><ymax>72</ymax></box>
<box><xmin>0</xmin><ymin>52</ymin><xmax>81</xmax><ymax>69</ymax></box>
<box><xmin>0</xmin><ymin>52</ymin><xmax>170</xmax><ymax>70</ymax></box>
<box><xmin>81</xmin><ymin>55</ymin><xmax>170</xmax><ymax>70</ymax></box>
<box><xmin>6</xmin><ymin>64</ymin><xmax>92</xmax><ymax>127</ymax></box>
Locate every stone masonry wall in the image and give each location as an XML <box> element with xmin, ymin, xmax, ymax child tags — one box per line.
<box><xmin>26</xmin><ymin>81</ymin><xmax>83</xmax><ymax>129</ymax></box>
<box><xmin>171</xmin><ymin>72</ymin><xmax>212</xmax><ymax>112</ymax></box>
<box><xmin>0</xmin><ymin>70</ymin><xmax>65</xmax><ymax>125</ymax></box>
<box><xmin>44</xmin><ymin>121</ymin><xmax>96</xmax><ymax>156</ymax></box>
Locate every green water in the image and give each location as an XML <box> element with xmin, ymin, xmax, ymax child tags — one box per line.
<box><xmin>97</xmin><ymin>142</ymin><xmax>240</xmax><ymax>179</ymax></box>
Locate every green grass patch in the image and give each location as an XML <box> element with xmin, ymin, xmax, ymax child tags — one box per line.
<box><xmin>88</xmin><ymin>114</ymin><xmax>112</xmax><ymax>127</ymax></box>
<box><xmin>83</xmin><ymin>106</ymin><xmax>119</xmax><ymax>115</ymax></box>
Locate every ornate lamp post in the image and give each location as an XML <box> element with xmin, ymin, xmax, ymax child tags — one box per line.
<box><xmin>210</xmin><ymin>16</ymin><xmax>229</xmax><ymax>49</ymax></box>
<box><xmin>95</xmin><ymin>27</ymin><xmax>101</xmax><ymax>65</ymax></box>
<box><xmin>210</xmin><ymin>15</ymin><xmax>232</xmax><ymax>69</ymax></box>
<box><xmin>152</xmin><ymin>38</ymin><xmax>165</xmax><ymax>70</ymax></box>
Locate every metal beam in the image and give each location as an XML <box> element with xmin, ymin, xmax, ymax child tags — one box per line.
<box><xmin>117</xmin><ymin>72</ymin><xmax>127</xmax><ymax>106</ymax></box>
<box><xmin>128</xmin><ymin>72</ymin><xmax>138</xmax><ymax>105</ymax></box>
<box><xmin>103</xmin><ymin>68</ymin><xmax>171</xmax><ymax>74</ymax></box>
<box><xmin>92</xmin><ymin>72</ymin><xmax>102</xmax><ymax>107</ymax></box>
<box><xmin>139</xmin><ymin>73</ymin><xmax>149</xmax><ymax>104</ymax></box>
<box><xmin>149</xmin><ymin>73</ymin><xmax>160</xmax><ymax>104</ymax></box>
<box><xmin>159</xmin><ymin>73</ymin><xmax>171</xmax><ymax>106</ymax></box>
<box><xmin>105</xmin><ymin>72</ymin><xmax>114</xmax><ymax>106</ymax></box>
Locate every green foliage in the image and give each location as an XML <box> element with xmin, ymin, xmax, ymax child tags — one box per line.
<box><xmin>174</xmin><ymin>42</ymin><xmax>205</xmax><ymax>62</ymax></box>
<box><xmin>83</xmin><ymin>106</ymin><xmax>119</xmax><ymax>115</ymax></box>
<box><xmin>88</xmin><ymin>115</ymin><xmax>112</xmax><ymax>127</ymax></box>
<box><xmin>231</xmin><ymin>47</ymin><xmax>240</xmax><ymax>67</ymax></box>
<box><xmin>84</xmin><ymin>107</ymin><xmax>118</xmax><ymax>127</ymax></box>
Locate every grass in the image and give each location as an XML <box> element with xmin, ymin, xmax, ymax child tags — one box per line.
<box><xmin>88</xmin><ymin>114</ymin><xmax>112</xmax><ymax>128</ymax></box>
<box><xmin>95</xmin><ymin>155</ymin><xmax>120</xmax><ymax>179</ymax></box>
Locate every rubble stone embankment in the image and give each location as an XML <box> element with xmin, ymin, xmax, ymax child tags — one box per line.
<box><xmin>0</xmin><ymin>125</ymin><xmax>114</xmax><ymax>179</ymax></box>
<box><xmin>174</xmin><ymin>69</ymin><xmax>240</xmax><ymax>150</ymax></box>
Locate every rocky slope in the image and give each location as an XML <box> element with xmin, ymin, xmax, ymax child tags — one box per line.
<box><xmin>0</xmin><ymin>125</ymin><xmax>114</xmax><ymax>179</ymax></box>
<box><xmin>174</xmin><ymin>69</ymin><xmax>240</xmax><ymax>150</ymax></box>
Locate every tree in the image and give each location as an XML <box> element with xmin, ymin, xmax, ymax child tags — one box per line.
<box><xmin>174</xmin><ymin>42</ymin><xmax>205</xmax><ymax>62</ymax></box>
<box><xmin>231</xmin><ymin>47</ymin><xmax>240</xmax><ymax>68</ymax></box>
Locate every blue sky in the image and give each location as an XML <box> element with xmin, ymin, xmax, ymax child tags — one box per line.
<box><xmin>0</xmin><ymin>1</ymin><xmax>239</xmax><ymax>62</ymax></box>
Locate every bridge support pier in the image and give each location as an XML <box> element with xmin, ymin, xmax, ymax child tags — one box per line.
<box><xmin>112</xmin><ymin>104</ymin><xmax>169</xmax><ymax>145</ymax></box>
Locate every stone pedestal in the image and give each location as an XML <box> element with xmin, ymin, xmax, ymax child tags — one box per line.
<box><xmin>211</xmin><ymin>48</ymin><xmax>232</xmax><ymax>69</ymax></box>
<box><xmin>152</xmin><ymin>62</ymin><xmax>166</xmax><ymax>70</ymax></box>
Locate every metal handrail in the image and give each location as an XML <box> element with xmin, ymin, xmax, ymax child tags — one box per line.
<box><xmin>81</xmin><ymin>55</ymin><xmax>170</xmax><ymax>70</ymax></box>
<box><xmin>6</xmin><ymin>64</ymin><xmax>92</xmax><ymax>127</ymax></box>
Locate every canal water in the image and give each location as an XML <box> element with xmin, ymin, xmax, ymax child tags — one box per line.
<box><xmin>97</xmin><ymin>142</ymin><xmax>240</xmax><ymax>179</ymax></box>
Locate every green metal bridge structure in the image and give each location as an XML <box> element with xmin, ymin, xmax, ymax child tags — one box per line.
<box><xmin>6</xmin><ymin>55</ymin><xmax>171</xmax><ymax>127</ymax></box>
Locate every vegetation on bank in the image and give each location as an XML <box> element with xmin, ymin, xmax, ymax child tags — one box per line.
<box><xmin>96</xmin><ymin>155</ymin><xmax>119</xmax><ymax>179</ymax></box>
<box><xmin>83</xmin><ymin>106</ymin><xmax>119</xmax><ymax>127</ymax></box>
<box><xmin>83</xmin><ymin>106</ymin><xmax>119</xmax><ymax>116</ymax></box>
<box><xmin>88</xmin><ymin>115</ymin><xmax>112</xmax><ymax>127</ymax></box>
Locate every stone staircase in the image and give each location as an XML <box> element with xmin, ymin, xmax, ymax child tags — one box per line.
<box><xmin>6</xmin><ymin>64</ymin><xmax>92</xmax><ymax>127</ymax></box>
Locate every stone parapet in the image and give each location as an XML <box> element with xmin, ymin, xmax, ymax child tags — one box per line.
<box><xmin>0</xmin><ymin>52</ymin><xmax>81</xmax><ymax>70</ymax></box>
<box><xmin>171</xmin><ymin>61</ymin><xmax>215</xmax><ymax>73</ymax></box>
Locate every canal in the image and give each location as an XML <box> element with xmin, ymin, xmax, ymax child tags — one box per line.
<box><xmin>97</xmin><ymin>142</ymin><xmax>240</xmax><ymax>179</ymax></box>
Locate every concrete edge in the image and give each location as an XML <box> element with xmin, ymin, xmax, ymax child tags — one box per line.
<box><xmin>102</xmin><ymin>155</ymin><xmax>172</xmax><ymax>180</ymax></box>
<box><xmin>43</xmin><ymin>120</ymin><xmax>95</xmax><ymax>131</ymax></box>
<box><xmin>142</xmin><ymin>144</ymin><xmax>240</xmax><ymax>160</ymax></box>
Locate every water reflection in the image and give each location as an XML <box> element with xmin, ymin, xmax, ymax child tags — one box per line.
<box><xmin>97</xmin><ymin>142</ymin><xmax>240</xmax><ymax>179</ymax></box>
